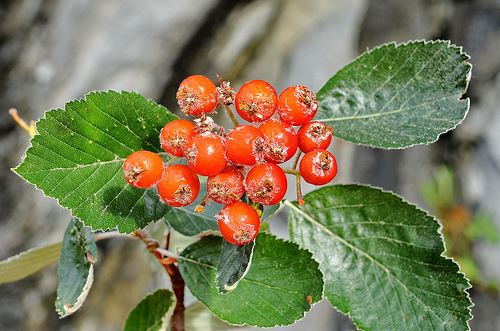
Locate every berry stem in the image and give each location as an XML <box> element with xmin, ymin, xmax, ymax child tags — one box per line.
<box><xmin>167</xmin><ymin>156</ymin><xmax>179</xmax><ymax>164</ymax></box>
<box><xmin>291</xmin><ymin>151</ymin><xmax>304</xmax><ymax>204</ymax></box>
<box><xmin>292</xmin><ymin>151</ymin><xmax>302</xmax><ymax>170</ymax></box>
<box><xmin>295</xmin><ymin>173</ymin><xmax>304</xmax><ymax>205</ymax></box>
<box><xmin>283</xmin><ymin>169</ymin><xmax>304</xmax><ymax>204</ymax></box>
<box><xmin>223</xmin><ymin>104</ymin><xmax>240</xmax><ymax>127</ymax></box>
<box><xmin>9</xmin><ymin>108</ymin><xmax>36</xmax><ymax>137</ymax></box>
<box><xmin>283</xmin><ymin>168</ymin><xmax>300</xmax><ymax>176</ymax></box>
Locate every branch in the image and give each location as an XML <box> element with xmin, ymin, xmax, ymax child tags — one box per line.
<box><xmin>133</xmin><ymin>230</ymin><xmax>185</xmax><ymax>331</ymax></box>
<box><xmin>9</xmin><ymin>108</ymin><xmax>36</xmax><ymax>137</ymax></box>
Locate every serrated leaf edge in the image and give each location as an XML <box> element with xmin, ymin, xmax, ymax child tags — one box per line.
<box><xmin>285</xmin><ymin>183</ymin><xmax>473</xmax><ymax>331</ymax></box>
<box><xmin>180</xmin><ymin>233</ymin><xmax>325</xmax><ymax>328</ymax></box>
<box><xmin>124</xmin><ymin>289</ymin><xmax>177</xmax><ymax>331</ymax></box>
<box><xmin>12</xmin><ymin>90</ymin><xmax>173</xmax><ymax>234</ymax></box>
<box><xmin>317</xmin><ymin>39</ymin><xmax>472</xmax><ymax>150</ymax></box>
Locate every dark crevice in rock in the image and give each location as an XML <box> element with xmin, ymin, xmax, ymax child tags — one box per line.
<box><xmin>157</xmin><ymin>0</ymin><xmax>255</xmax><ymax>111</ymax></box>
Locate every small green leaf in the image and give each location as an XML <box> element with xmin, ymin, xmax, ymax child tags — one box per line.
<box><xmin>466</xmin><ymin>212</ymin><xmax>499</xmax><ymax>244</ymax></box>
<box><xmin>317</xmin><ymin>40</ymin><xmax>471</xmax><ymax>148</ymax></box>
<box><xmin>165</xmin><ymin>192</ymin><xmax>283</xmax><ymax>237</ymax></box>
<box><xmin>288</xmin><ymin>184</ymin><xmax>472</xmax><ymax>331</ymax></box>
<box><xmin>179</xmin><ymin>233</ymin><xmax>323</xmax><ymax>327</ymax></box>
<box><xmin>216</xmin><ymin>240</ymin><xmax>255</xmax><ymax>294</ymax></box>
<box><xmin>55</xmin><ymin>218</ymin><xmax>98</xmax><ymax>318</ymax></box>
<box><xmin>0</xmin><ymin>242</ymin><xmax>61</xmax><ymax>284</ymax></box>
<box><xmin>164</xmin><ymin>177</ymin><xmax>219</xmax><ymax>236</ymax></box>
<box><xmin>124</xmin><ymin>289</ymin><xmax>176</xmax><ymax>331</ymax></box>
<box><xmin>15</xmin><ymin>91</ymin><xmax>176</xmax><ymax>233</ymax></box>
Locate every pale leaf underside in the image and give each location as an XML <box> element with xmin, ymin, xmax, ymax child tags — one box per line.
<box><xmin>316</xmin><ymin>40</ymin><xmax>471</xmax><ymax>148</ymax></box>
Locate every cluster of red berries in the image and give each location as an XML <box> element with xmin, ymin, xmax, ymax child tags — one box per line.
<box><xmin>123</xmin><ymin>75</ymin><xmax>337</xmax><ymax>246</ymax></box>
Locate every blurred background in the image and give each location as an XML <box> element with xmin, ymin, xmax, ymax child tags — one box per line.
<box><xmin>1</xmin><ymin>0</ymin><xmax>500</xmax><ymax>330</ymax></box>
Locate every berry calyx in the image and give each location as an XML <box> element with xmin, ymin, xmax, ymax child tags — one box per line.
<box><xmin>299</xmin><ymin>149</ymin><xmax>338</xmax><ymax>185</ymax></box>
<box><xmin>277</xmin><ymin>85</ymin><xmax>318</xmax><ymax>126</ymax></box>
<box><xmin>157</xmin><ymin>165</ymin><xmax>200</xmax><ymax>207</ymax></box>
<box><xmin>259</xmin><ymin>118</ymin><xmax>298</xmax><ymax>163</ymax></box>
<box><xmin>207</xmin><ymin>168</ymin><xmax>245</xmax><ymax>204</ymax></box>
<box><xmin>123</xmin><ymin>150</ymin><xmax>163</xmax><ymax>189</ymax></box>
<box><xmin>225</xmin><ymin>125</ymin><xmax>264</xmax><ymax>166</ymax></box>
<box><xmin>245</xmin><ymin>163</ymin><xmax>287</xmax><ymax>205</ymax></box>
<box><xmin>186</xmin><ymin>132</ymin><xmax>227</xmax><ymax>176</ymax></box>
<box><xmin>297</xmin><ymin>121</ymin><xmax>333</xmax><ymax>153</ymax></box>
<box><xmin>176</xmin><ymin>75</ymin><xmax>218</xmax><ymax>116</ymax></box>
<box><xmin>159</xmin><ymin>119</ymin><xmax>196</xmax><ymax>157</ymax></box>
<box><xmin>217</xmin><ymin>202</ymin><xmax>260</xmax><ymax>246</ymax></box>
<box><xmin>235</xmin><ymin>80</ymin><xmax>277</xmax><ymax>122</ymax></box>
<box><xmin>216</xmin><ymin>74</ymin><xmax>235</xmax><ymax>106</ymax></box>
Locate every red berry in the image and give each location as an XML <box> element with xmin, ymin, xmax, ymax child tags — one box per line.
<box><xmin>123</xmin><ymin>150</ymin><xmax>163</xmax><ymax>189</ymax></box>
<box><xmin>217</xmin><ymin>202</ymin><xmax>260</xmax><ymax>246</ymax></box>
<box><xmin>299</xmin><ymin>149</ymin><xmax>338</xmax><ymax>185</ymax></box>
<box><xmin>207</xmin><ymin>168</ymin><xmax>245</xmax><ymax>204</ymax></box>
<box><xmin>245</xmin><ymin>163</ymin><xmax>287</xmax><ymax>205</ymax></box>
<box><xmin>225</xmin><ymin>125</ymin><xmax>264</xmax><ymax>166</ymax></box>
<box><xmin>176</xmin><ymin>75</ymin><xmax>218</xmax><ymax>116</ymax></box>
<box><xmin>160</xmin><ymin>119</ymin><xmax>196</xmax><ymax>157</ymax></box>
<box><xmin>297</xmin><ymin>121</ymin><xmax>333</xmax><ymax>153</ymax></box>
<box><xmin>186</xmin><ymin>132</ymin><xmax>227</xmax><ymax>176</ymax></box>
<box><xmin>277</xmin><ymin>85</ymin><xmax>318</xmax><ymax>126</ymax></box>
<box><xmin>157</xmin><ymin>165</ymin><xmax>200</xmax><ymax>207</ymax></box>
<box><xmin>235</xmin><ymin>80</ymin><xmax>277</xmax><ymax>122</ymax></box>
<box><xmin>259</xmin><ymin>118</ymin><xmax>298</xmax><ymax>163</ymax></box>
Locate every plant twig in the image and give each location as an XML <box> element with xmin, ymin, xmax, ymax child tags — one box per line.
<box><xmin>165</xmin><ymin>262</ymin><xmax>185</xmax><ymax>331</ymax></box>
<box><xmin>9</xmin><ymin>108</ymin><xmax>36</xmax><ymax>137</ymax></box>
<box><xmin>134</xmin><ymin>230</ymin><xmax>184</xmax><ymax>331</ymax></box>
<box><xmin>223</xmin><ymin>104</ymin><xmax>239</xmax><ymax>127</ymax></box>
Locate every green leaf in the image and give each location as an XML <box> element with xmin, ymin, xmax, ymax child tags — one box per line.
<box><xmin>165</xmin><ymin>194</ymin><xmax>283</xmax><ymax>237</ymax></box>
<box><xmin>15</xmin><ymin>91</ymin><xmax>176</xmax><ymax>233</ymax></box>
<box><xmin>288</xmin><ymin>184</ymin><xmax>472</xmax><ymax>331</ymax></box>
<box><xmin>185</xmin><ymin>302</ymin><xmax>239</xmax><ymax>330</ymax></box>
<box><xmin>55</xmin><ymin>218</ymin><xmax>98</xmax><ymax>318</ymax></box>
<box><xmin>466</xmin><ymin>212</ymin><xmax>499</xmax><ymax>244</ymax></box>
<box><xmin>178</xmin><ymin>233</ymin><xmax>323</xmax><ymax>327</ymax></box>
<box><xmin>124</xmin><ymin>289</ymin><xmax>176</xmax><ymax>331</ymax></box>
<box><xmin>316</xmin><ymin>40</ymin><xmax>471</xmax><ymax>148</ymax></box>
<box><xmin>216</xmin><ymin>240</ymin><xmax>255</xmax><ymax>294</ymax></box>
<box><xmin>0</xmin><ymin>242</ymin><xmax>61</xmax><ymax>284</ymax></box>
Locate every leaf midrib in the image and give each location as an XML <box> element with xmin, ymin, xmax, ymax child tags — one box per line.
<box><xmin>285</xmin><ymin>200</ymin><xmax>449</xmax><ymax>326</ymax></box>
<box><xmin>318</xmin><ymin>94</ymin><xmax>456</xmax><ymax>123</ymax></box>
<box><xmin>180</xmin><ymin>254</ymin><xmax>306</xmax><ymax>296</ymax></box>
<box><xmin>20</xmin><ymin>152</ymin><xmax>170</xmax><ymax>175</ymax></box>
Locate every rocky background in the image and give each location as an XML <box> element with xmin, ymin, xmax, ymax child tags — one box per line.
<box><xmin>0</xmin><ymin>0</ymin><xmax>499</xmax><ymax>330</ymax></box>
